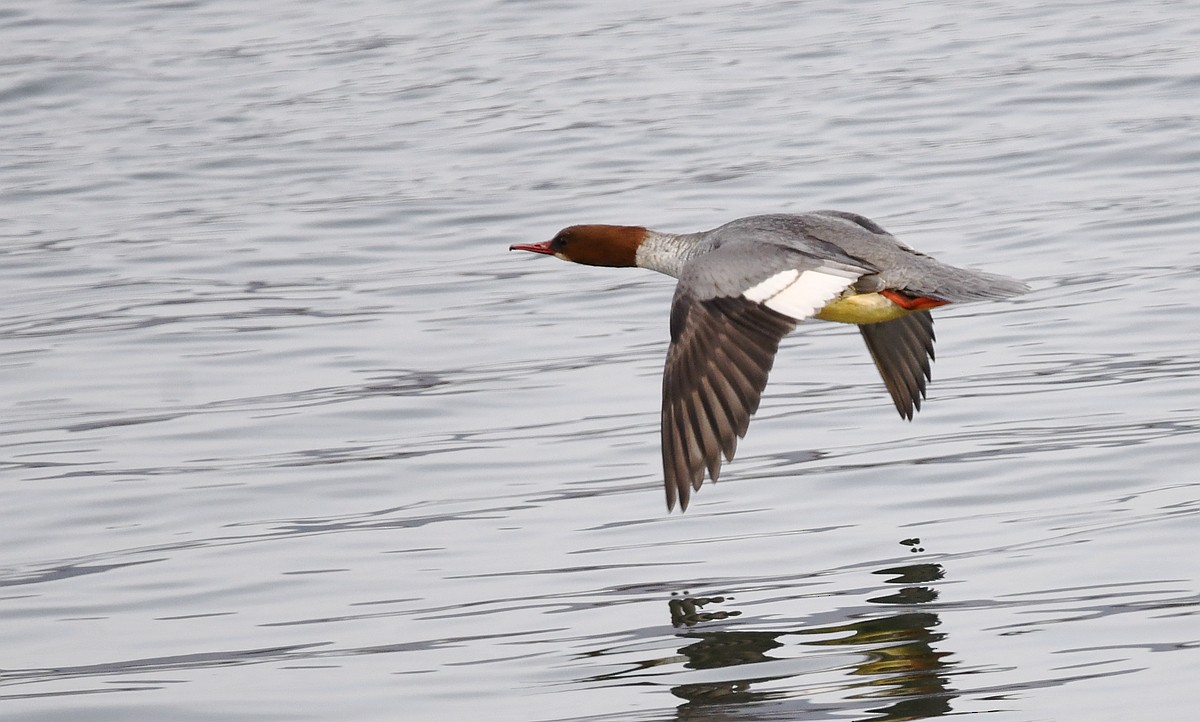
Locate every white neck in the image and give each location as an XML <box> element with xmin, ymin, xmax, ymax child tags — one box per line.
<box><xmin>634</xmin><ymin>230</ymin><xmax>710</xmax><ymax>279</ymax></box>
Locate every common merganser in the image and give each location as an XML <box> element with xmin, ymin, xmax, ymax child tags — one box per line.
<box><xmin>511</xmin><ymin>211</ymin><xmax>1028</xmax><ymax>512</ymax></box>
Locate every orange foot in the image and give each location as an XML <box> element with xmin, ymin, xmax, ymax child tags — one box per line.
<box><xmin>881</xmin><ymin>289</ymin><xmax>951</xmax><ymax>311</ymax></box>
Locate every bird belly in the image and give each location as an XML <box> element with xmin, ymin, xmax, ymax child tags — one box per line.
<box><xmin>815</xmin><ymin>292</ymin><xmax>911</xmax><ymax>324</ymax></box>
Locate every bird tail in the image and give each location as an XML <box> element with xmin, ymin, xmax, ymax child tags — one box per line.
<box><xmin>923</xmin><ymin>266</ymin><xmax>1029</xmax><ymax>302</ymax></box>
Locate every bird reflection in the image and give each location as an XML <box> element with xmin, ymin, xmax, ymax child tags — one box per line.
<box><xmin>666</xmin><ymin>549</ymin><xmax>954</xmax><ymax>721</ymax></box>
<box><xmin>670</xmin><ymin>594</ymin><xmax>743</xmax><ymax>627</ymax></box>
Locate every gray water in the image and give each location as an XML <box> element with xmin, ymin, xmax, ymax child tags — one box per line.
<box><xmin>3</xmin><ymin>1</ymin><xmax>1199</xmax><ymax>720</ymax></box>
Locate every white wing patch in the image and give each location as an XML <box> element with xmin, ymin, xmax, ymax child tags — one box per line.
<box><xmin>742</xmin><ymin>266</ymin><xmax>860</xmax><ymax>321</ymax></box>
<box><xmin>742</xmin><ymin>269</ymin><xmax>800</xmax><ymax>302</ymax></box>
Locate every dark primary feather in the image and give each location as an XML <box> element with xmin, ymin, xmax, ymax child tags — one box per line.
<box><xmin>858</xmin><ymin>311</ymin><xmax>936</xmax><ymax>420</ymax></box>
<box><xmin>662</xmin><ymin>295</ymin><xmax>795</xmax><ymax>511</ymax></box>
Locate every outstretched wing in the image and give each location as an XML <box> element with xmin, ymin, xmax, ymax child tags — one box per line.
<box><xmin>858</xmin><ymin>311</ymin><xmax>936</xmax><ymax>420</ymax></box>
<box><xmin>662</xmin><ymin>257</ymin><xmax>863</xmax><ymax>511</ymax></box>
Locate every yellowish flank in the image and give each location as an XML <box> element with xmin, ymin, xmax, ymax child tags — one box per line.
<box><xmin>815</xmin><ymin>293</ymin><xmax>912</xmax><ymax>324</ymax></box>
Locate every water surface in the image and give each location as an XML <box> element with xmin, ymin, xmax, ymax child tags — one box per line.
<box><xmin>2</xmin><ymin>1</ymin><xmax>1199</xmax><ymax>720</ymax></box>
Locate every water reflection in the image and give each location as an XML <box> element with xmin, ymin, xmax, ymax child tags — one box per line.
<box><xmin>669</xmin><ymin>594</ymin><xmax>742</xmax><ymax>627</ymax></box>
<box><xmin>667</xmin><ymin>552</ymin><xmax>954</xmax><ymax>721</ymax></box>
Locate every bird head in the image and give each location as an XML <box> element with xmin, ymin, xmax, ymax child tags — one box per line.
<box><xmin>510</xmin><ymin>225</ymin><xmax>645</xmax><ymax>268</ymax></box>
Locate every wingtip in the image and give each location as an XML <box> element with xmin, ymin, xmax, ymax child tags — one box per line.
<box><xmin>666</xmin><ymin>486</ymin><xmax>690</xmax><ymax>513</ymax></box>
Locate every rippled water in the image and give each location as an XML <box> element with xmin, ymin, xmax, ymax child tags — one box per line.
<box><xmin>3</xmin><ymin>1</ymin><xmax>1199</xmax><ymax>720</ymax></box>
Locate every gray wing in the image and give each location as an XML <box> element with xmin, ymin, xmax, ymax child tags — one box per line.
<box><xmin>858</xmin><ymin>311</ymin><xmax>936</xmax><ymax>420</ymax></box>
<box><xmin>806</xmin><ymin>211</ymin><xmax>1029</xmax><ymax>301</ymax></box>
<box><xmin>661</xmin><ymin>241</ymin><xmax>870</xmax><ymax>511</ymax></box>
<box><xmin>662</xmin><ymin>294</ymin><xmax>794</xmax><ymax>512</ymax></box>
